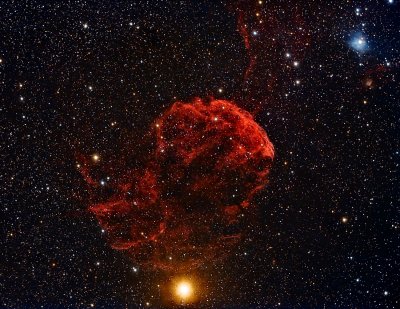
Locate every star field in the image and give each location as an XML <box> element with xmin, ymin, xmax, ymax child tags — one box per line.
<box><xmin>2</xmin><ymin>0</ymin><xmax>399</xmax><ymax>308</ymax></box>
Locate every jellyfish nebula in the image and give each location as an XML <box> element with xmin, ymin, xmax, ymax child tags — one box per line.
<box><xmin>81</xmin><ymin>98</ymin><xmax>274</xmax><ymax>271</ymax></box>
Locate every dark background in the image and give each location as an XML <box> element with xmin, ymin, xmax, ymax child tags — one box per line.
<box><xmin>1</xmin><ymin>0</ymin><xmax>399</xmax><ymax>308</ymax></box>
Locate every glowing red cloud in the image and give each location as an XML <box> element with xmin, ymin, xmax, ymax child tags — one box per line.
<box><xmin>82</xmin><ymin>98</ymin><xmax>274</xmax><ymax>271</ymax></box>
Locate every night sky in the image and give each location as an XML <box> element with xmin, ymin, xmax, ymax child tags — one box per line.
<box><xmin>2</xmin><ymin>0</ymin><xmax>400</xmax><ymax>308</ymax></box>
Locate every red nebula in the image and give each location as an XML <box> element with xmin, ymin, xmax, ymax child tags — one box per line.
<box><xmin>81</xmin><ymin>98</ymin><xmax>274</xmax><ymax>271</ymax></box>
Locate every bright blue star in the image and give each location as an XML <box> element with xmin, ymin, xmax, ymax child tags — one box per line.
<box><xmin>349</xmin><ymin>33</ymin><xmax>369</xmax><ymax>53</ymax></box>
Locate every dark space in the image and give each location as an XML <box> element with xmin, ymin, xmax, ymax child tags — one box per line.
<box><xmin>1</xmin><ymin>0</ymin><xmax>399</xmax><ymax>308</ymax></box>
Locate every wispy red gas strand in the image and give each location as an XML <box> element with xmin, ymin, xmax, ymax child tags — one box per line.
<box><xmin>232</xmin><ymin>0</ymin><xmax>312</xmax><ymax>112</ymax></box>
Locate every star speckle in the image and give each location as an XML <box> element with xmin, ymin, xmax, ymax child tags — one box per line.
<box><xmin>2</xmin><ymin>1</ymin><xmax>398</xmax><ymax>308</ymax></box>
